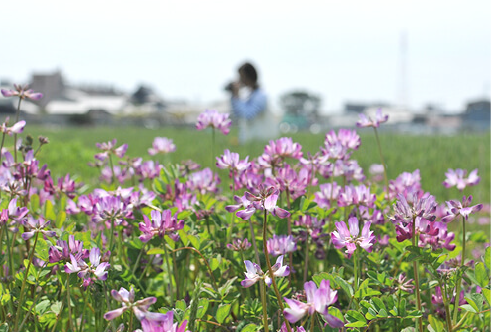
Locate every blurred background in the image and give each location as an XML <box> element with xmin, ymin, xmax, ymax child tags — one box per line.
<box><xmin>0</xmin><ymin>0</ymin><xmax>489</xmax><ymax>133</ymax></box>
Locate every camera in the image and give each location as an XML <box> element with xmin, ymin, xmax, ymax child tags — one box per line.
<box><xmin>224</xmin><ymin>81</ymin><xmax>235</xmax><ymax>92</ymax></box>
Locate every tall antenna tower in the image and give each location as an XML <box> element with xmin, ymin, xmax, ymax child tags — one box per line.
<box><xmin>398</xmin><ymin>30</ymin><xmax>409</xmax><ymax>111</ymax></box>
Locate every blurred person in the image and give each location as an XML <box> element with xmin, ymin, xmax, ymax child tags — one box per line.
<box><xmin>227</xmin><ymin>62</ymin><xmax>278</xmax><ymax>144</ymax></box>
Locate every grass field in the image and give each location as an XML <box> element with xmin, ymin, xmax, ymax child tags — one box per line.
<box><xmin>22</xmin><ymin>124</ymin><xmax>490</xmax><ymax>203</ymax></box>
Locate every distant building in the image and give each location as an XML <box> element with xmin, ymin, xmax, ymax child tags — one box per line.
<box><xmin>462</xmin><ymin>99</ymin><xmax>490</xmax><ymax>131</ymax></box>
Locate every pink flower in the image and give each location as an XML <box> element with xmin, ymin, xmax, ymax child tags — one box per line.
<box><xmin>241</xmin><ymin>255</ymin><xmax>290</xmax><ymax>288</ymax></box>
<box><xmin>148</xmin><ymin>137</ymin><xmax>176</xmax><ymax>155</ymax></box>
<box><xmin>139</xmin><ymin>210</ymin><xmax>184</xmax><ymax>243</ymax></box>
<box><xmin>0</xmin><ymin>117</ymin><xmax>26</xmax><ymax>136</ymax></box>
<box><xmin>195</xmin><ymin>109</ymin><xmax>232</xmax><ymax>135</ymax></box>
<box><xmin>22</xmin><ymin>215</ymin><xmax>56</xmax><ymax>240</ymax></box>
<box><xmin>267</xmin><ymin>234</ymin><xmax>297</xmax><ymax>257</ymax></box>
<box><xmin>216</xmin><ymin>149</ymin><xmax>250</xmax><ymax>171</ymax></box>
<box><xmin>95</xmin><ymin>139</ymin><xmax>128</xmax><ymax>161</ymax></box>
<box><xmin>356</xmin><ymin>108</ymin><xmax>389</xmax><ymax>128</ymax></box>
<box><xmin>139</xmin><ymin>311</ymin><xmax>188</xmax><ymax>332</ymax></box>
<box><xmin>64</xmin><ymin>247</ymin><xmax>110</xmax><ymax>288</ymax></box>
<box><xmin>331</xmin><ymin>217</ymin><xmax>376</xmax><ymax>257</ymax></box>
<box><xmin>1</xmin><ymin>84</ymin><xmax>43</xmax><ymax>100</ymax></box>
<box><xmin>441</xmin><ymin>195</ymin><xmax>483</xmax><ymax>222</ymax></box>
<box><xmin>258</xmin><ymin>137</ymin><xmax>303</xmax><ymax>168</ymax></box>
<box><xmin>104</xmin><ymin>287</ymin><xmax>165</xmax><ymax>322</ymax></box>
<box><xmin>443</xmin><ymin>168</ymin><xmax>480</xmax><ymax>191</ymax></box>
<box><xmin>283</xmin><ymin>280</ymin><xmax>344</xmax><ymax>328</ymax></box>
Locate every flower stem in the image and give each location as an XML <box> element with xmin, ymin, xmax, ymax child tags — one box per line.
<box><xmin>261</xmin><ymin>280</ymin><xmax>269</xmax><ymax>332</ymax></box>
<box><xmin>263</xmin><ymin>210</ymin><xmax>292</xmax><ymax>332</ymax></box>
<box><xmin>439</xmin><ymin>279</ymin><xmax>453</xmax><ymax>332</ymax></box>
<box><xmin>13</xmin><ymin>232</ymin><xmax>39</xmax><ymax>332</ymax></box>
<box><xmin>66</xmin><ymin>274</ymin><xmax>75</xmax><ymax>331</ymax></box>
<box><xmin>353</xmin><ymin>249</ymin><xmax>359</xmax><ymax>293</ymax></box>
<box><xmin>14</xmin><ymin>98</ymin><xmax>22</xmax><ymax>163</ymax></box>
<box><xmin>452</xmin><ymin>215</ymin><xmax>466</xmax><ymax>325</ymax></box>
<box><xmin>373</xmin><ymin>127</ymin><xmax>389</xmax><ymax>192</ymax></box>
<box><xmin>163</xmin><ymin>241</ymin><xmax>175</xmax><ymax>305</ymax></box>
<box><xmin>108</xmin><ymin>154</ymin><xmax>117</xmax><ymax>184</ymax></box>
<box><xmin>411</xmin><ymin>219</ymin><xmax>423</xmax><ymax>332</ymax></box>
<box><xmin>303</xmin><ymin>231</ymin><xmax>310</xmax><ymax>284</ymax></box>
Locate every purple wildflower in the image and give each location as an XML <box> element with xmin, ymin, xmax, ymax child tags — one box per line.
<box><xmin>331</xmin><ymin>217</ymin><xmax>376</xmax><ymax>257</ymax></box>
<box><xmin>195</xmin><ymin>109</ymin><xmax>232</xmax><ymax>135</ymax></box>
<box><xmin>314</xmin><ymin>182</ymin><xmax>342</xmax><ymax>209</ymax></box>
<box><xmin>187</xmin><ymin>167</ymin><xmax>220</xmax><ymax>195</ymax></box>
<box><xmin>139</xmin><ymin>310</ymin><xmax>189</xmax><ymax>332</ymax></box>
<box><xmin>443</xmin><ymin>168</ymin><xmax>480</xmax><ymax>191</ymax></box>
<box><xmin>216</xmin><ymin>149</ymin><xmax>250</xmax><ymax>171</ymax></box>
<box><xmin>227</xmin><ymin>238</ymin><xmax>252</xmax><ymax>251</ymax></box>
<box><xmin>139</xmin><ymin>210</ymin><xmax>184</xmax><ymax>242</ymax></box>
<box><xmin>241</xmin><ymin>255</ymin><xmax>290</xmax><ymax>288</ymax></box>
<box><xmin>283</xmin><ymin>279</ymin><xmax>344</xmax><ymax>328</ymax></box>
<box><xmin>148</xmin><ymin>137</ymin><xmax>176</xmax><ymax>155</ymax></box>
<box><xmin>257</xmin><ymin>137</ymin><xmax>303</xmax><ymax>168</ymax></box>
<box><xmin>95</xmin><ymin>139</ymin><xmax>128</xmax><ymax>162</ymax></box>
<box><xmin>441</xmin><ymin>195</ymin><xmax>483</xmax><ymax>222</ymax></box>
<box><xmin>104</xmin><ymin>286</ymin><xmax>165</xmax><ymax>322</ymax></box>
<box><xmin>49</xmin><ymin>235</ymin><xmax>89</xmax><ymax>264</ymax></box>
<box><xmin>22</xmin><ymin>215</ymin><xmax>56</xmax><ymax>240</ymax></box>
<box><xmin>64</xmin><ymin>247</ymin><xmax>110</xmax><ymax>288</ymax></box>
<box><xmin>0</xmin><ymin>117</ymin><xmax>26</xmax><ymax>136</ymax></box>
<box><xmin>267</xmin><ymin>234</ymin><xmax>297</xmax><ymax>257</ymax></box>
<box><xmin>1</xmin><ymin>84</ymin><xmax>43</xmax><ymax>100</ymax></box>
<box><xmin>356</xmin><ymin>108</ymin><xmax>389</xmax><ymax>128</ymax></box>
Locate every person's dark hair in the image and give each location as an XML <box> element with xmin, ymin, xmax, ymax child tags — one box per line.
<box><xmin>238</xmin><ymin>62</ymin><xmax>259</xmax><ymax>89</ymax></box>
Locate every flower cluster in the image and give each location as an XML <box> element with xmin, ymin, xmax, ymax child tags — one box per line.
<box><xmin>195</xmin><ymin>109</ymin><xmax>232</xmax><ymax>135</ymax></box>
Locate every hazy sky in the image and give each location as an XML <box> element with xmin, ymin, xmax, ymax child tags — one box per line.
<box><xmin>2</xmin><ymin>0</ymin><xmax>489</xmax><ymax>113</ymax></box>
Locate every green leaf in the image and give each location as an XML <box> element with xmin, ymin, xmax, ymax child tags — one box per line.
<box><xmin>240</xmin><ymin>324</ymin><xmax>258</xmax><ymax>332</ymax></box>
<box><xmin>428</xmin><ymin>314</ymin><xmax>444</xmax><ymax>332</ymax></box>
<box><xmin>175</xmin><ymin>299</ymin><xmax>186</xmax><ymax>311</ymax></box>
<box><xmin>30</xmin><ymin>193</ymin><xmax>40</xmax><ymax>212</ymax></box>
<box><xmin>485</xmin><ymin>246</ymin><xmax>490</xmax><ymax>269</ymax></box>
<box><xmin>459</xmin><ymin>304</ymin><xmax>477</xmax><ymax>313</ymax></box>
<box><xmin>345</xmin><ymin>308</ymin><xmax>368</xmax><ymax>327</ymax></box>
<box><xmin>36</xmin><ymin>299</ymin><xmax>51</xmax><ymax>315</ymax></box>
<box><xmin>188</xmin><ymin>234</ymin><xmax>200</xmax><ymax>249</ymax></box>
<box><xmin>371</xmin><ymin>297</ymin><xmax>386</xmax><ymax>312</ymax></box>
<box><xmin>210</xmin><ymin>257</ymin><xmax>220</xmax><ymax>271</ymax></box>
<box><xmin>355</xmin><ymin>279</ymin><xmax>381</xmax><ymax>298</ymax></box>
<box><xmin>196</xmin><ymin>298</ymin><xmax>209</xmax><ymax>319</ymax></box>
<box><xmin>51</xmin><ymin>301</ymin><xmax>63</xmax><ymax>315</ymax></box>
<box><xmin>482</xmin><ymin>288</ymin><xmax>490</xmax><ymax>306</ymax></box>
<box><xmin>215</xmin><ymin>303</ymin><xmax>231</xmax><ymax>324</ymax></box>
<box><xmin>475</xmin><ymin>262</ymin><xmax>489</xmax><ymax>288</ymax></box>
<box><xmin>34</xmin><ymin>238</ymin><xmax>50</xmax><ymax>262</ymax></box>
<box><xmin>56</xmin><ymin>210</ymin><xmax>67</xmax><ymax>229</ymax></box>
<box><xmin>334</xmin><ymin>275</ymin><xmax>354</xmax><ymax>298</ymax></box>
<box><xmin>0</xmin><ymin>323</ymin><xmax>8</xmax><ymax>332</ymax></box>
<box><xmin>45</xmin><ymin>200</ymin><xmax>57</xmax><ymax>221</ymax></box>
<box><xmin>147</xmin><ymin>248</ymin><xmax>166</xmax><ymax>255</ymax></box>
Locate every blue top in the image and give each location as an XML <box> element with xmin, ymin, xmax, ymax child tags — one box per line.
<box><xmin>231</xmin><ymin>88</ymin><xmax>267</xmax><ymax>120</ymax></box>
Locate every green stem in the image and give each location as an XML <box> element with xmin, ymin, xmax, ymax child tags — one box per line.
<box><xmin>309</xmin><ymin>312</ymin><xmax>316</xmax><ymax>332</ymax></box>
<box><xmin>411</xmin><ymin>219</ymin><xmax>423</xmax><ymax>332</ymax></box>
<box><xmin>163</xmin><ymin>241</ymin><xmax>175</xmax><ymax>305</ymax></box>
<box><xmin>353</xmin><ymin>248</ymin><xmax>359</xmax><ymax>293</ymax></box>
<box><xmin>108</xmin><ymin>154</ymin><xmax>117</xmax><ymax>184</ymax></box>
<box><xmin>129</xmin><ymin>310</ymin><xmax>134</xmax><ymax>332</ymax></box>
<box><xmin>452</xmin><ymin>215</ymin><xmax>466</xmax><ymax>325</ymax></box>
<box><xmin>261</xmin><ymin>280</ymin><xmax>269</xmax><ymax>332</ymax></box>
<box><xmin>104</xmin><ymin>283</ymin><xmax>117</xmax><ymax>332</ymax></box>
<box><xmin>14</xmin><ymin>97</ymin><xmax>22</xmax><ymax>163</ymax></box>
<box><xmin>66</xmin><ymin>274</ymin><xmax>75</xmax><ymax>331</ymax></box>
<box><xmin>303</xmin><ymin>231</ymin><xmax>310</xmax><ymax>284</ymax></box>
<box><xmin>262</xmin><ymin>210</ymin><xmax>292</xmax><ymax>332</ymax></box>
<box><xmin>373</xmin><ymin>127</ymin><xmax>389</xmax><ymax>192</ymax></box>
<box><xmin>13</xmin><ymin>231</ymin><xmax>39</xmax><ymax>332</ymax></box>
<box><xmin>439</xmin><ymin>279</ymin><xmax>453</xmax><ymax>332</ymax></box>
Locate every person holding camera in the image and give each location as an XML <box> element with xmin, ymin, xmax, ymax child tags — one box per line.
<box><xmin>227</xmin><ymin>62</ymin><xmax>278</xmax><ymax>144</ymax></box>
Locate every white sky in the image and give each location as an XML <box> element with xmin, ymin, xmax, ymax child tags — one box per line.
<box><xmin>1</xmin><ymin>0</ymin><xmax>490</xmax><ymax>113</ymax></box>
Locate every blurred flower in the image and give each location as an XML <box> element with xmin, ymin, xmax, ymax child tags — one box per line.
<box><xmin>49</xmin><ymin>235</ymin><xmax>89</xmax><ymax>264</ymax></box>
<box><xmin>95</xmin><ymin>139</ymin><xmax>128</xmax><ymax>162</ymax></box>
<box><xmin>388</xmin><ymin>169</ymin><xmax>422</xmax><ymax>199</ymax></box>
<box><xmin>22</xmin><ymin>215</ymin><xmax>56</xmax><ymax>240</ymax></box>
<box><xmin>187</xmin><ymin>167</ymin><xmax>220</xmax><ymax>195</ymax></box>
<box><xmin>195</xmin><ymin>109</ymin><xmax>231</xmax><ymax>135</ymax></box>
<box><xmin>0</xmin><ymin>117</ymin><xmax>26</xmax><ymax>136</ymax></box>
<box><xmin>356</xmin><ymin>108</ymin><xmax>389</xmax><ymax>128</ymax></box>
<box><xmin>337</xmin><ymin>184</ymin><xmax>376</xmax><ymax>208</ymax></box>
<box><xmin>216</xmin><ymin>149</ymin><xmax>250</xmax><ymax>171</ymax></box>
<box><xmin>331</xmin><ymin>217</ymin><xmax>375</xmax><ymax>257</ymax></box>
<box><xmin>148</xmin><ymin>137</ymin><xmax>176</xmax><ymax>155</ymax></box>
<box><xmin>267</xmin><ymin>234</ymin><xmax>297</xmax><ymax>257</ymax></box>
<box><xmin>314</xmin><ymin>182</ymin><xmax>341</xmax><ymax>209</ymax></box>
<box><xmin>227</xmin><ymin>238</ymin><xmax>251</xmax><ymax>251</ymax></box>
<box><xmin>258</xmin><ymin>137</ymin><xmax>303</xmax><ymax>168</ymax></box>
<box><xmin>443</xmin><ymin>168</ymin><xmax>480</xmax><ymax>191</ymax></box>
<box><xmin>420</xmin><ymin>221</ymin><xmax>455</xmax><ymax>251</ymax></box>
<box><xmin>283</xmin><ymin>279</ymin><xmax>344</xmax><ymax>328</ymax></box>
<box><xmin>139</xmin><ymin>310</ymin><xmax>189</xmax><ymax>332</ymax></box>
<box><xmin>241</xmin><ymin>255</ymin><xmax>290</xmax><ymax>288</ymax></box>
<box><xmin>1</xmin><ymin>84</ymin><xmax>43</xmax><ymax>100</ymax></box>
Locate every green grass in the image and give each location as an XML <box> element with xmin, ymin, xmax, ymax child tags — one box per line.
<box><xmin>22</xmin><ymin>125</ymin><xmax>490</xmax><ymax>204</ymax></box>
